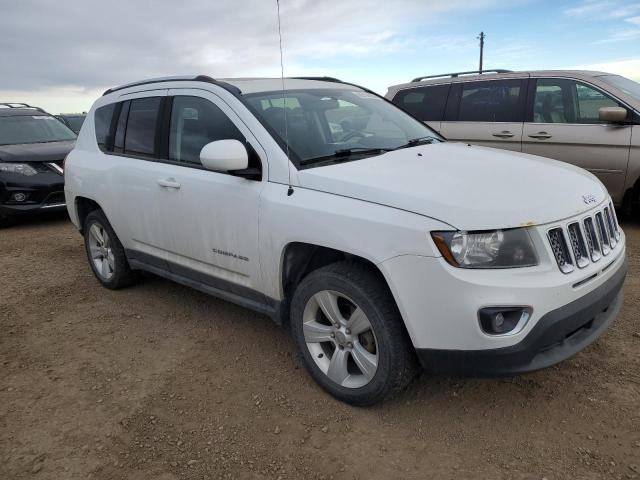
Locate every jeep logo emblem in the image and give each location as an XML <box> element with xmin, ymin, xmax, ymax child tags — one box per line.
<box><xmin>582</xmin><ymin>194</ymin><xmax>597</xmax><ymax>205</ymax></box>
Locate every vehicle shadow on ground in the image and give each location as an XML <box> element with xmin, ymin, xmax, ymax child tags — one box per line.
<box><xmin>2</xmin><ymin>210</ymin><xmax>71</xmax><ymax>230</ymax></box>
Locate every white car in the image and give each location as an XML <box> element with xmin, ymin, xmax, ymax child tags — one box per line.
<box><xmin>64</xmin><ymin>75</ymin><xmax>627</xmax><ymax>405</ymax></box>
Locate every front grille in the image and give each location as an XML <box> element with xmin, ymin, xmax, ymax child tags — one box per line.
<box><xmin>547</xmin><ymin>203</ymin><xmax>621</xmax><ymax>274</ymax></box>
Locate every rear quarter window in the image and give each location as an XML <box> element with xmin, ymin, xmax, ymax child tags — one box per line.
<box><xmin>94</xmin><ymin>103</ymin><xmax>116</xmax><ymax>151</ymax></box>
<box><xmin>392</xmin><ymin>84</ymin><xmax>450</xmax><ymax>122</ymax></box>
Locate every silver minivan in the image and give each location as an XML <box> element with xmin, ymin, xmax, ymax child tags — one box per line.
<box><xmin>387</xmin><ymin>70</ymin><xmax>640</xmax><ymax>213</ymax></box>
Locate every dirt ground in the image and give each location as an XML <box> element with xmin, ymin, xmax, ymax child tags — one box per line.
<box><xmin>1</xmin><ymin>212</ymin><xmax>639</xmax><ymax>480</ymax></box>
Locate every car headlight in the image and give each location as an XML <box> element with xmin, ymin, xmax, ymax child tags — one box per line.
<box><xmin>0</xmin><ymin>163</ymin><xmax>38</xmax><ymax>176</ymax></box>
<box><xmin>431</xmin><ymin>229</ymin><xmax>538</xmax><ymax>268</ymax></box>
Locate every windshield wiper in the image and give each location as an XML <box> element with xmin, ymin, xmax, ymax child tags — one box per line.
<box><xmin>299</xmin><ymin>147</ymin><xmax>390</xmax><ymax>166</ymax></box>
<box><xmin>392</xmin><ymin>136</ymin><xmax>438</xmax><ymax>150</ymax></box>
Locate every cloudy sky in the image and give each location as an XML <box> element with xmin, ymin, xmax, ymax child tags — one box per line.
<box><xmin>1</xmin><ymin>0</ymin><xmax>639</xmax><ymax>113</ymax></box>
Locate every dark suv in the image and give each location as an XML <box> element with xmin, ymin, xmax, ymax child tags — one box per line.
<box><xmin>0</xmin><ymin>103</ymin><xmax>76</xmax><ymax>226</ymax></box>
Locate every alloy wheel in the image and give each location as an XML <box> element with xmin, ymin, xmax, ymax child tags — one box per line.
<box><xmin>88</xmin><ymin>222</ymin><xmax>115</xmax><ymax>280</ymax></box>
<box><xmin>302</xmin><ymin>290</ymin><xmax>378</xmax><ymax>389</ymax></box>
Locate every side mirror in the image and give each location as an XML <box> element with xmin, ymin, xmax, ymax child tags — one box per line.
<box><xmin>200</xmin><ymin>139</ymin><xmax>248</xmax><ymax>172</ymax></box>
<box><xmin>599</xmin><ymin>107</ymin><xmax>628</xmax><ymax>123</ymax></box>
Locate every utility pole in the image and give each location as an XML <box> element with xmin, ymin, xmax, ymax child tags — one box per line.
<box><xmin>478</xmin><ymin>31</ymin><xmax>485</xmax><ymax>74</ymax></box>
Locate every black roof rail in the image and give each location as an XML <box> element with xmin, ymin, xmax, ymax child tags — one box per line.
<box><xmin>102</xmin><ymin>75</ymin><xmax>242</xmax><ymax>96</ymax></box>
<box><xmin>411</xmin><ymin>69</ymin><xmax>513</xmax><ymax>82</ymax></box>
<box><xmin>290</xmin><ymin>76</ymin><xmax>343</xmax><ymax>83</ymax></box>
<box><xmin>0</xmin><ymin>102</ymin><xmax>47</xmax><ymax>113</ymax></box>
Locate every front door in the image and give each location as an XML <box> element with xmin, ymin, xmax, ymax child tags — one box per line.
<box><xmin>522</xmin><ymin>78</ymin><xmax>632</xmax><ymax>203</ymax></box>
<box><xmin>153</xmin><ymin>89</ymin><xmax>266</xmax><ymax>296</ymax></box>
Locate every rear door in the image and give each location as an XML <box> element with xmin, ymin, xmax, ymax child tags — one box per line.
<box><xmin>390</xmin><ymin>83</ymin><xmax>450</xmax><ymax>134</ymax></box>
<box><xmin>439</xmin><ymin>78</ymin><xmax>526</xmax><ymax>152</ymax></box>
<box><xmin>522</xmin><ymin>77</ymin><xmax>632</xmax><ymax>203</ymax></box>
<box><xmin>105</xmin><ymin>91</ymin><xmax>170</xmax><ymax>252</ymax></box>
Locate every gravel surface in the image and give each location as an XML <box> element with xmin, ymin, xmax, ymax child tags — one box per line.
<box><xmin>1</xmin><ymin>212</ymin><xmax>639</xmax><ymax>480</ymax></box>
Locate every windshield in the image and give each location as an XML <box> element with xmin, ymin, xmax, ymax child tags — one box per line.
<box><xmin>244</xmin><ymin>88</ymin><xmax>441</xmax><ymax>167</ymax></box>
<box><xmin>599</xmin><ymin>75</ymin><xmax>640</xmax><ymax>103</ymax></box>
<box><xmin>0</xmin><ymin>115</ymin><xmax>76</xmax><ymax>145</ymax></box>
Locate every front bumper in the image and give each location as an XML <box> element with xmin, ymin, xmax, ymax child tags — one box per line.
<box><xmin>415</xmin><ymin>258</ymin><xmax>626</xmax><ymax>375</ymax></box>
<box><xmin>0</xmin><ymin>171</ymin><xmax>65</xmax><ymax>217</ymax></box>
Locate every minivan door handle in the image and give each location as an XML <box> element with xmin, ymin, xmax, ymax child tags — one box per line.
<box><xmin>492</xmin><ymin>131</ymin><xmax>515</xmax><ymax>138</ymax></box>
<box><xmin>157</xmin><ymin>178</ymin><xmax>181</xmax><ymax>189</ymax></box>
<box><xmin>528</xmin><ymin>132</ymin><xmax>553</xmax><ymax>139</ymax></box>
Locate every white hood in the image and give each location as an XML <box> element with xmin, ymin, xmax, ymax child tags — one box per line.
<box><xmin>298</xmin><ymin>142</ymin><xmax>608</xmax><ymax>230</ymax></box>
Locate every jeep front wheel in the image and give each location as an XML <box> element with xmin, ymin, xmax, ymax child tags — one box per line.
<box><xmin>290</xmin><ymin>262</ymin><xmax>417</xmax><ymax>406</ymax></box>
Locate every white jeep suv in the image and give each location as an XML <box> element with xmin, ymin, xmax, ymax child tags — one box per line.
<box><xmin>65</xmin><ymin>75</ymin><xmax>627</xmax><ymax>405</ymax></box>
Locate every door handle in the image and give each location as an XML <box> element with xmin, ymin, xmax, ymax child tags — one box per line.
<box><xmin>157</xmin><ymin>178</ymin><xmax>181</xmax><ymax>189</ymax></box>
<box><xmin>528</xmin><ymin>132</ymin><xmax>553</xmax><ymax>139</ymax></box>
<box><xmin>492</xmin><ymin>131</ymin><xmax>515</xmax><ymax>138</ymax></box>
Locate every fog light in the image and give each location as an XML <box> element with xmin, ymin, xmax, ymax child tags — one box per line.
<box><xmin>479</xmin><ymin>307</ymin><xmax>532</xmax><ymax>335</ymax></box>
<box><xmin>11</xmin><ymin>192</ymin><xmax>28</xmax><ymax>202</ymax></box>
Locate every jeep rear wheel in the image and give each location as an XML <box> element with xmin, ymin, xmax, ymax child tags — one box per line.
<box><xmin>290</xmin><ymin>262</ymin><xmax>417</xmax><ymax>406</ymax></box>
<box><xmin>83</xmin><ymin>210</ymin><xmax>137</xmax><ymax>289</ymax></box>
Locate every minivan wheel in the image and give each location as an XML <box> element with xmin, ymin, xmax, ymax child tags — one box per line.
<box><xmin>83</xmin><ymin>210</ymin><xmax>137</xmax><ymax>289</ymax></box>
<box><xmin>290</xmin><ymin>262</ymin><xmax>417</xmax><ymax>406</ymax></box>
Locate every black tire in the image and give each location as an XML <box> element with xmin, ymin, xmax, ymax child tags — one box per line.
<box><xmin>290</xmin><ymin>261</ymin><xmax>418</xmax><ymax>406</ymax></box>
<box><xmin>83</xmin><ymin>210</ymin><xmax>138</xmax><ymax>289</ymax></box>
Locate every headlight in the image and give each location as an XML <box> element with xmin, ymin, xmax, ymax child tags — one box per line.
<box><xmin>431</xmin><ymin>229</ymin><xmax>538</xmax><ymax>268</ymax></box>
<box><xmin>0</xmin><ymin>163</ymin><xmax>38</xmax><ymax>176</ymax></box>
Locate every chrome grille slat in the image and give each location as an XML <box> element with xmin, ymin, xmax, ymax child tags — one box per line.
<box><xmin>609</xmin><ymin>201</ymin><xmax>620</xmax><ymax>240</ymax></box>
<box><xmin>595</xmin><ymin>212</ymin><xmax>611</xmax><ymax>255</ymax></box>
<box><xmin>583</xmin><ymin>217</ymin><xmax>601</xmax><ymax>262</ymax></box>
<box><xmin>548</xmin><ymin>228</ymin><xmax>574</xmax><ymax>273</ymax></box>
<box><xmin>547</xmin><ymin>203</ymin><xmax>620</xmax><ymax>273</ymax></box>
<box><xmin>603</xmin><ymin>206</ymin><xmax>617</xmax><ymax>247</ymax></box>
<box><xmin>567</xmin><ymin>223</ymin><xmax>589</xmax><ymax>268</ymax></box>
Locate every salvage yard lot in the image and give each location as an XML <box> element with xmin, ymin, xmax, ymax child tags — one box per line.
<box><xmin>1</xmin><ymin>214</ymin><xmax>639</xmax><ymax>480</ymax></box>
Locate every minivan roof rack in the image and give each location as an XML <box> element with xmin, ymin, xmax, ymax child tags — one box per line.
<box><xmin>102</xmin><ymin>75</ymin><xmax>242</xmax><ymax>96</ymax></box>
<box><xmin>0</xmin><ymin>103</ymin><xmax>47</xmax><ymax>113</ymax></box>
<box><xmin>411</xmin><ymin>69</ymin><xmax>513</xmax><ymax>82</ymax></box>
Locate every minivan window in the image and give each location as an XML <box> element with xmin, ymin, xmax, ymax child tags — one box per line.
<box><xmin>124</xmin><ymin>97</ymin><xmax>162</xmax><ymax>156</ymax></box>
<box><xmin>169</xmin><ymin>96</ymin><xmax>244</xmax><ymax>165</ymax></box>
<box><xmin>245</xmin><ymin>88</ymin><xmax>440</xmax><ymax>167</ymax></box>
<box><xmin>94</xmin><ymin>104</ymin><xmax>116</xmax><ymax>151</ymax></box>
<box><xmin>392</xmin><ymin>84</ymin><xmax>450</xmax><ymax>122</ymax></box>
<box><xmin>533</xmin><ymin>79</ymin><xmax>619</xmax><ymax>124</ymax></box>
<box><xmin>457</xmin><ymin>80</ymin><xmax>523</xmax><ymax>122</ymax></box>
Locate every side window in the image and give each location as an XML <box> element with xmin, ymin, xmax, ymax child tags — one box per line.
<box><xmin>169</xmin><ymin>96</ymin><xmax>245</xmax><ymax>165</ymax></box>
<box><xmin>124</xmin><ymin>97</ymin><xmax>162</xmax><ymax>157</ymax></box>
<box><xmin>457</xmin><ymin>80</ymin><xmax>523</xmax><ymax>122</ymax></box>
<box><xmin>533</xmin><ymin>79</ymin><xmax>621</xmax><ymax>124</ymax></box>
<box><xmin>575</xmin><ymin>83</ymin><xmax>619</xmax><ymax>123</ymax></box>
<box><xmin>392</xmin><ymin>84</ymin><xmax>450</xmax><ymax>122</ymax></box>
<box><xmin>94</xmin><ymin>103</ymin><xmax>116</xmax><ymax>152</ymax></box>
